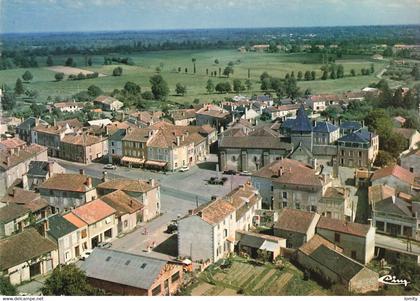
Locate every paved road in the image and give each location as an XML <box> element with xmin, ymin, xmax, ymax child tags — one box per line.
<box><xmin>376</xmin><ymin>233</ymin><xmax>420</xmax><ymax>257</ymax></box>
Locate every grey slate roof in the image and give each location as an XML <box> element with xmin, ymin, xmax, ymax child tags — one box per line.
<box><xmin>313</xmin><ymin>122</ymin><xmax>339</xmax><ymax>133</ymax></box>
<box><xmin>27</xmin><ymin>161</ymin><xmax>49</xmax><ymax>177</ymax></box>
<box><xmin>16</xmin><ymin>117</ymin><xmax>48</xmax><ymax>130</ymax></box>
<box><xmin>81</xmin><ymin>248</ymin><xmax>169</xmax><ymax>290</ymax></box>
<box><xmin>47</xmin><ymin>214</ymin><xmax>78</xmax><ymax>241</ymax></box>
<box><xmin>309</xmin><ymin>244</ymin><xmax>364</xmax><ymax>281</ymax></box>
<box><xmin>339</xmin><ymin>121</ymin><xmax>362</xmax><ymax>131</ymax></box>
<box><xmin>375</xmin><ymin>196</ymin><xmax>413</xmax><ymax>217</ymax></box>
<box><xmin>109</xmin><ymin>128</ymin><xmax>127</xmax><ymax>142</ymax></box>
<box><xmin>291</xmin><ymin>105</ymin><xmax>312</xmax><ymax>132</ymax></box>
<box><xmin>338</xmin><ymin>128</ymin><xmax>374</xmax><ymax>143</ymax></box>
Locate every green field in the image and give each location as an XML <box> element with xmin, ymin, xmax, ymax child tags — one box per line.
<box><xmin>0</xmin><ymin>49</ymin><xmax>390</xmax><ymax>108</ymax></box>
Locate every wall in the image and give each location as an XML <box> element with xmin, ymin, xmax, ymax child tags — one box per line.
<box><xmin>273</xmin><ymin>228</ymin><xmax>306</xmax><ymax>249</ymax></box>
<box><xmin>251</xmin><ymin>176</ymin><xmax>273</xmax><ymax>209</ymax></box>
<box><xmin>178</xmin><ymin>215</ymin><xmax>213</xmax><ymax>262</ymax></box>
<box><xmin>401</xmin><ymin>154</ymin><xmax>420</xmax><ymax>176</ymax></box>
<box><xmin>348</xmin><ymin>268</ymin><xmax>379</xmax><ymax>293</ymax></box>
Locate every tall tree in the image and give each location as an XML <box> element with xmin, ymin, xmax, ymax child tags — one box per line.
<box><xmin>42</xmin><ymin>264</ymin><xmax>103</xmax><ymax>296</ymax></box>
<box><xmin>223</xmin><ymin>66</ymin><xmax>233</xmax><ymax>77</ymax></box>
<box><xmin>245</xmin><ymin>79</ymin><xmax>252</xmax><ymax>91</ymax></box>
<box><xmin>192</xmin><ymin>58</ymin><xmax>196</xmax><ymax>74</ymax></box>
<box><xmin>46</xmin><ymin>56</ymin><xmax>54</xmax><ymax>66</ymax></box>
<box><xmin>150</xmin><ymin>74</ymin><xmax>169</xmax><ymax>100</ymax></box>
<box><xmin>87</xmin><ymin>57</ymin><xmax>93</xmax><ymax>66</ymax></box>
<box><xmin>233</xmin><ymin>79</ymin><xmax>245</xmax><ymax>93</ymax></box>
<box><xmin>311</xmin><ymin>71</ymin><xmax>316</xmax><ymax>80</ymax></box>
<box><xmin>321</xmin><ymin>70</ymin><xmax>328</xmax><ymax>80</ymax></box>
<box><xmin>297</xmin><ymin>71</ymin><xmax>303</xmax><ymax>81</ymax></box>
<box><xmin>206</xmin><ymin>79</ymin><xmax>215</xmax><ymax>94</ymax></box>
<box><xmin>14</xmin><ymin>78</ymin><xmax>24</xmax><ymax>95</ymax></box>
<box><xmin>87</xmin><ymin>85</ymin><xmax>103</xmax><ymax>97</ymax></box>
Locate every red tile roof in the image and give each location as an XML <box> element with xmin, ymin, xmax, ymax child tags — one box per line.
<box><xmin>100</xmin><ymin>190</ymin><xmax>143</xmax><ymax>217</ymax></box>
<box><xmin>317</xmin><ymin>217</ymin><xmax>371</xmax><ymax>237</ymax></box>
<box><xmin>253</xmin><ymin>158</ymin><xmax>323</xmax><ymax>188</ymax></box>
<box><xmin>299</xmin><ymin>234</ymin><xmax>343</xmax><ymax>256</ymax></box>
<box><xmin>38</xmin><ymin>174</ymin><xmax>93</xmax><ymax>192</ymax></box>
<box><xmin>192</xmin><ymin>198</ymin><xmax>236</xmax><ymax>225</ymax></box>
<box><xmin>371</xmin><ymin>165</ymin><xmax>415</xmax><ymax>185</ymax></box>
<box><xmin>0</xmin><ymin>137</ymin><xmax>26</xmax><ymax>150</ymax></box>
<box><xmin>63</xmin><ymin>212</ymin><xmax>87</xmax><ymax>228</ymax></box>
<box><xmin>72</xmin><ymin>199</ymin><xmax>116</xmax><ymax>225</ymax></box>
<box><xmin>274</xmin><ymin>208</ymin><xmax>320</xmax><ymax>234</ymax></box>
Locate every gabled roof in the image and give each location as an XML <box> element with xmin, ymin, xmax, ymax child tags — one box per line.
<box><xmin>0</xmin><ymin>144</ymin><xmax>47</xmax><ymax>171</ymax></box>
<box><xmin>191</xmin><ymin>198</ymin><xmax>236</xmax><ymax>225</ymax></box>
<box><xmin>97</xmin><ymin>179</ymin><xmax>156</xmax><ymax>193</ymax></box>
<box><xmin>371</xmin><ymin>165</ymin><xmax>414</xmax><ymax>185</ymax></box>
<box><xmin>0</xmin><ymin>137</ymin><xmax>26</xmax><ymax>150</ymax></box>
<box><xmin>313</xmin><ymin>122</ymin><xmax>339</xmax><ymax>133</ymax></box>
<box><xmin>374</xmin><ymin>196</ymin><xmax>414</xmax><ymax>217</ymax></box>
<box><xmin>0</xmin><ymin>228</ymin><xmax>57</xmax><ymax>270</ymax></box>
<box><xmin>291</xmin><ymin>104</ymin><xmax>312</xmax><ymax>132</ymax></box>
<box><xmin>309</xmin><ymin>245</ymin><xmax>365</xmax><ymax>281</ymax></box>
<box><xmin>218</xmin><ymin>135</ymin><xmax>292</xmax><ymax>150</ymax></box>
<box><xmin>63</xmin><ymin>212</ymin><xmax>87</xmax><ymax>229</ymax></box>
<box><xmin>27</xmin><ymin>161</ymin><xmax>50</xmax><ymax>177</ymax></box>
<box><xmin>253</xmin><ymin>158</ymin><xmax>323</xmax><ymax>188</ymax></box>
<box><xmin>0</xmin><ymin>203</ymin><xmax>30</xmax><ymax>223</ymax></box>
<box><xmin>94</xmin><ymin>95</ymin><xmax>122</xmax><ymax>105</ymax></box>
<box><xmin>72</xmin><ymin>199</ymin><xmax>116</xmax><ymax>225</ymax></box>
<box><xmin>223</xmin><ymin>183</ymin><xmax>260</xmax><ymax>221</ymax></box>
<box><xmin>274</xmin><ymin>208</ymin><xmax>320</xmax><ymax>234</ymax></box>
<box><xmin>38</xmin><ymin>174</ymin><xmax>93</xmax><ymax>192</ymax></box>
<box><xmin>47</xmin><ymin>214</ymin><xmax>78</xmax><ymax>240</ymax></box>
<box><xmin>368</xmin><ymin>185</ymin><xmax>396</xmax><ymax>205</ymax></box>
<box><xmin>317</xmin><ymin>217</ymin><xmax>371</xmax><ymax>238</ymax></box>
<box><xmin>81</xmin><ymin>248</ymin><xmax>170</xmax><ymax>290</ymax></box>
<box><xmin>298</xmin><ymin>234</ymin><xmax>343</xmax><ymax>256</ymax></box>
<box><xmin>100</xmin><ymin>190</ymin><xmax>143</xmax><ymax>217</ymax></box>
<box><xmin>16</xmin><ymin>117</ymin><xmax>48</xmax><ymax>130</ymax></box>
<box><xmin>1</xmin><ymin>188</ymin><xmax>49</xmax><ymax>213</ymax></box>
<box><xmin>61</xmin><ymin>133</ymin><xmax>106</xmax><ymax>146</ymax></box>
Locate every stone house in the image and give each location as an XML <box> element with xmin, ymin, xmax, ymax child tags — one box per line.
<box><xmin>337</xmin><ymin>128</ymin><xmax>379</xmax><ymax>168</ymax></box>
<box><xmin>309</xmin><ymin>94</ymin><xmax>340</xmax><ymax>112</ymax></box>
<box><xmin>273</xmin><ymin>208</ymin><xmax>320</xmax><ymax>249</ymax></box>
<box><xmin>60</xmin><ymin>133</ymin><xmax>108</xmax><ymax>164</ymax></box>
<box><xmin>0</xmin><ymin>143</ymin><xmax>48</xmax><ymax>197</ymax></box>
<box><xmin>100</xmin><ymin>190</ymin><xmax>143</xmax><ymax>234</ymax></box>
<box><xmin>62</xmin><ymin>212</ymin><xmax>89</xmax><ymax>258</ymax></box>
<box><xmin>72</xmin><ymin>199</ymin><xmax>117</xmax><ymax>249</ymax></box>
<box><xmin>0</xmin><ymin>227</ymin><xmax>58</xmax><ymax>285</ymax></box>
<box><xmin>371</xmin><ymin>165</ymin><xmax>416</xmax><ymax>195</ymax></box>
<box><xmin>392</xmin><ymin>128</ymin><xmax>420</xmax><ymax>155</ymax></box>
<box><xmin>25</xmin><ymin>160</ymin><xmax>65</xmax><ymax>190</ymax></box>
<box><xmin>400</xmin><ymin>149</ymin><xmax>420</xmax><ymax>176</ymax></box>
<box><xmin>108</xmin><ymin>128</ymin><xmax>127</xmax><ymax>164</ymax></box>
<box><xmin>312</xmin><ymin>122</ymin><xmax>340</xmax><ymax>145</ymax></box>
<box><xmin>196</xmin><ymin>105</ymin><xmax>231</xmax><ymax>132</ymax></box>
<box><xmin>96</xmin><ymin>178</ymin><xmax>160</xmax><ymax>222</ymax></box>
<box><xmin>218</xmin><ymin>134</ymin><xmax>292</xmax><ymax>173</ymax></box>
<box><xmin>170</xmin><ymin>109</ymin><xmax>196</xmax><ymax>126</ymax></box>
<box><xmin>316</xmin><ymin>217</ymin><xmax>375</xmax><ymax>264</ymax></box>
<box><xmin>81</xmin><ymin>248</ymin><xmax>184</xmax><ymax>296</ymax></box>
<box><xmin>37</xmin><ymin>171</ymin><xmax>98</xmax><ymax>213</ymax></box>
<box><xmin>0</xmin><ymin>203</ymin><xmax>30</xmax><ymax>238</ymax></box>
<box><xmin>31</xmin><ymin>123</ymin><xmax>75</xmax><ymax>157</ymax></box>
<box><xmin>177</xmin><ymin>198</ymin><xmax>236</xmax><ymax>263</ymax></box>
<box><xmin>372</xmin><ymin>195</ymin><xmax>420</xmax><ymax>240</ymax></box>
<box><xmin>121</xmin><ymin>127</ymin><xmax>151</xmax><ymax>167</ymax></box>
<box><xmin>251</xmin><ymin>158</ymin><xmax>331</xmax><ymax>210</ymax></box>
<box><xmin>52</xmin><ymin>101</ymin><xmax>84</xmax><ymax>113</ymax></box>
<box><xmin>93</xmin><ymin>95</ymin><xmax>123</xmax><ymax>111</ymax></box>
<box><xmin>0</xmin><ymin>188</ymin><xmax>50</xmax><ymax>222</ymax></box>
<box><xmin>297</xmin><ymin>235</ymin><xmax>378</xmax><ymax>293</ymax></box>
<box><xmin>318</xmin><ymin>187</ymin><xmax>354</xmax><ymax>221</ymax></box>
<box><xmin>127</xmin><ymin>111</ymin><xmax>163</xmax><ymax>128</ymax></box>
<box><xmin>16</xmin><ymin>117</ymin><xmax>48</xmax><ymax>144</ymax></box>
<box><xmin>45</xmin><ymin>214</ymin><xmax>84</xmax><ymax>264</ymax></box>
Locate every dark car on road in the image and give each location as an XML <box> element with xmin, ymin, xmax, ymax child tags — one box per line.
<box><xmin>223</xmin><ymin>170</ymin><xmax>237</xmax><ymax>175</ymax></box>
<box><xmin>208</xmin><ymin>177</ymin><xmax>228</xmax><ymax>185</ymax></box>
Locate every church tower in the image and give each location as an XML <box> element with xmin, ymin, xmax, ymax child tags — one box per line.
<box><xmin>290</xmin><ymin>104</ymin><xmax>313</xmax><ymax>152</ymax></box>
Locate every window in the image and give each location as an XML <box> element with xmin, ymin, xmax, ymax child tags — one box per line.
<box><xmin>351</xmin><ymin>251</ymin><xmax>357</xmax><ymax>259</ymax></box>
<box><xmin>104</xmin><ymin>229</ymin><xmax>112</xmax><ymax>239</ymax></box>
<box><xmin>224</xmin><ymin>229</ymin><xmax>228</xmax><ymax>238</ymax></box>
<box><xmin>124</xmin><ymin>220</ymin><xmax>128</xmax><ymax>228</ymax></box>
<box><xmin>81</xmin><ymin>229</ymin><xmax>87</xmax><ymax>239</ymax></box>
<box><xmin>334</xmin><ymin>233</ymin><xmax>340</xmax><ymax>243</ymax></box>
<box><xmin>295</xmin><ymin>203</ymin><xmax>300</xmax><ymax>209</ymax></box>
<box><xmin>171</xmin><ymin>271</ymin><xmax>180</xmax><ymax>282</ymax></box>
<box><xmin>282</xmin><ymin>191</ymin><xmax>288</xmax><ymax>199</ymax></box>
<box><xmin>410</xmin><ymin>167</ymin><xmax>414</xmax><ymax>173</ymax></box>
<box><xmin>65</xmin><ymin>251</ymin><xmax>71</xmax><ymax>261</ymax></box>
<box><xmin>282</xmin><ymin>201</ymin><xmax>287</xmax><ymax>208</ymax></box>
<box><xmin>152</xmin><ymin>285</ymin><xmax>161</xmax><ymax>296</ymax></box>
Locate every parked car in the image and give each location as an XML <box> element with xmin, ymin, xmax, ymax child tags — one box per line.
<box><xmin>223</xmin><ymin>169</ymin><xmax>237</xmax><ymax>175</ymax></box>
<box><xmin>240</xmin><ymin>170</ymin><xmax>252</xmax><ymax>176</ymax></box>
<box><xmin>104</xmin><ymin>164</ymin><xmax>117</xmax><ymax>170</ymax></box>
<box><xmin>208</xmin><ymin>177</ymin><xmax>227</xmax><ymax>185</ymax></box>
<box><xmin>98</xmin><ymin>242</ymin><xmax>112</xmax><ymax>249</ymax></box>
<box><xmin>179</xmin><ymin>166</ymin><xmax>190</xmax><ymax>172</ymax></box>
<box><xmin>80</xmin><ymin>249</ymin><xmax>93</xmax><ymax>261</ymax></box>
<box><xmin>166</xmin><ymin>222</ymin><xmax>178</xmax><ymax>234</ymax></box>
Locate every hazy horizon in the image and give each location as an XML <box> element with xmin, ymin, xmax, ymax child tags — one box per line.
<box><xmin>2</xmin><ymin>0</ymin><xmax>420</xmax><ymax>34</ymax></box>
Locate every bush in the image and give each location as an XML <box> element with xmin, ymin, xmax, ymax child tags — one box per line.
<box><xmin>141</xmin><ymin>91</ymin><xmax>154</xmax><ymax>100</ymax></box>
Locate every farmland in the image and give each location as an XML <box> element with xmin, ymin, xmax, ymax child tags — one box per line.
<box><xmin>0</xmin><ymin>49</ymin><xmax>390</xmax><ymax>109</ymax></box>
<box><xmin>184</xmin><ymin>256</ymin><xmax>329</xmax><ymax>296</ymax></box>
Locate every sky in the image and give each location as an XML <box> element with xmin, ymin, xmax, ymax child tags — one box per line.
<box><xmin>1</xmin><ymin>0</ymin><xmax>420</xmax><ymax>33</ymax></box>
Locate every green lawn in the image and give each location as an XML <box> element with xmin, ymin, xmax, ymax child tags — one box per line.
<box><xmin>0</xmin><ymin>49</ymin><xmax>389</xmax><ymax>108</ymax></box>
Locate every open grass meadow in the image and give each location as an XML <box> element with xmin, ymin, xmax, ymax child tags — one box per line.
<box><xmin>0</xmin><ymin>49</ymin><xmax>389</xmax><ymax>109</ymax></box>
